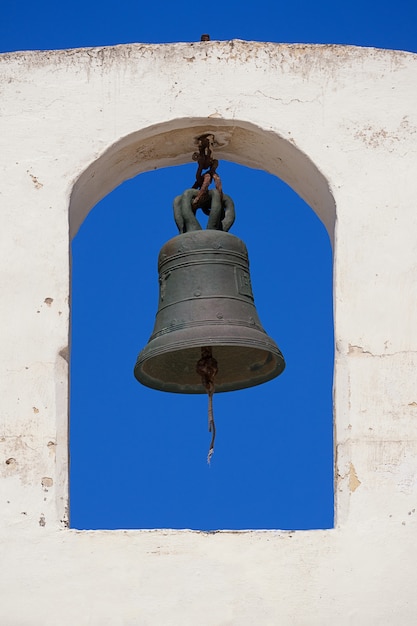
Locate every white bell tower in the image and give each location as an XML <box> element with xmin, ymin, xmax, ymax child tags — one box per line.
<box><xmin>1</xmin><ymin>41</ymin><xmax>417</xmax><ymax>624</ymax></box>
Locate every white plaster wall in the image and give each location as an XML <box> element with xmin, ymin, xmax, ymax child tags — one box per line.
<box><xmin>1</xmin><ymin>41</ymin><xmax>417</xmax><ymax>624</ymax></box>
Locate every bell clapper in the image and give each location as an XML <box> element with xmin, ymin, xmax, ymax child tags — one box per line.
<box><xmin>196</xmin><ymin>347</ymin><xmax>218</xmax><ymax>464</ymax></box>
<box><xmin>207</xmin><ymin>389</ymin><xmax>216</xmax><ymax>465</ymax></box>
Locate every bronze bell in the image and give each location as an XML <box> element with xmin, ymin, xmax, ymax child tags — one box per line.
<box><xmin>134</xmin><ymin>137</ymin><xmax>285</xmax><ymax>462</ymax></box>
<box><xmin>134</xmin><ymin>228</ymin><xmax>285</xmax><ymax>393</ymax></box>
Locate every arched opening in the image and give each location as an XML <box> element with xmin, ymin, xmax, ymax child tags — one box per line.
<box><xmin>69</xmin><ymin>119</ymin><xmax>336</xmax><ymax>241</ymax></box>
<box><xmin>69</xmin><ymin>120</ymin><xmax>335</xmax><ymax>530</ymax></box>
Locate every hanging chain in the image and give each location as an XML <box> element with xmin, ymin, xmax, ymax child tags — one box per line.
<box><xmin>196</xmin><ymin>347</ymin><xmax>218</xmax><ymax>464</ymax></box>
<box><xmin>173</xmin><ymin>133</ymin><xmax>235</xmax><ymax>234</ymax></box>
<box><xmin>191</xmin><ymin>134</ymin><xmax>223</xmax><ymax>213</ymax></box>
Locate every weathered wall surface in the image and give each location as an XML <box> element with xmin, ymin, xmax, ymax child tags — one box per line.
<box><xmin>1</xmin><ymin>41</ymin><xmax>417</xmax><ymax>624</ymax></box>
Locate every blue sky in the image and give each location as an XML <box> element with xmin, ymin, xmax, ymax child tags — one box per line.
<box><xmin>2</xmin><ymin>1</ymin><xmax>416</xmax><ymax>530</ymax></box>
<box><xmin>2</xmin><ymin>1</ymin><xmax>416</xmax><ymax>53</ymax></box>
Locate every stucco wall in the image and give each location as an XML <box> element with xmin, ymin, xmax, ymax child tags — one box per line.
<box><xmin>1</xmin><ymin>41</ymin><xmax>417</xmax><ymax>624</ymax></box>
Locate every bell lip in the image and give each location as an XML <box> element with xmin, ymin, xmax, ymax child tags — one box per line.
<box><xmin>134</xmin><ymin>337</ymin><xmax>285</xmax><ymax>394</ymax></box>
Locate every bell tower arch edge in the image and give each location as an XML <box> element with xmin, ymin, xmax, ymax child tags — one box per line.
<box><xmin>68</xmin><ymin>118</ymin><xmax>337</xmax><ymax>242</ymax></box>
